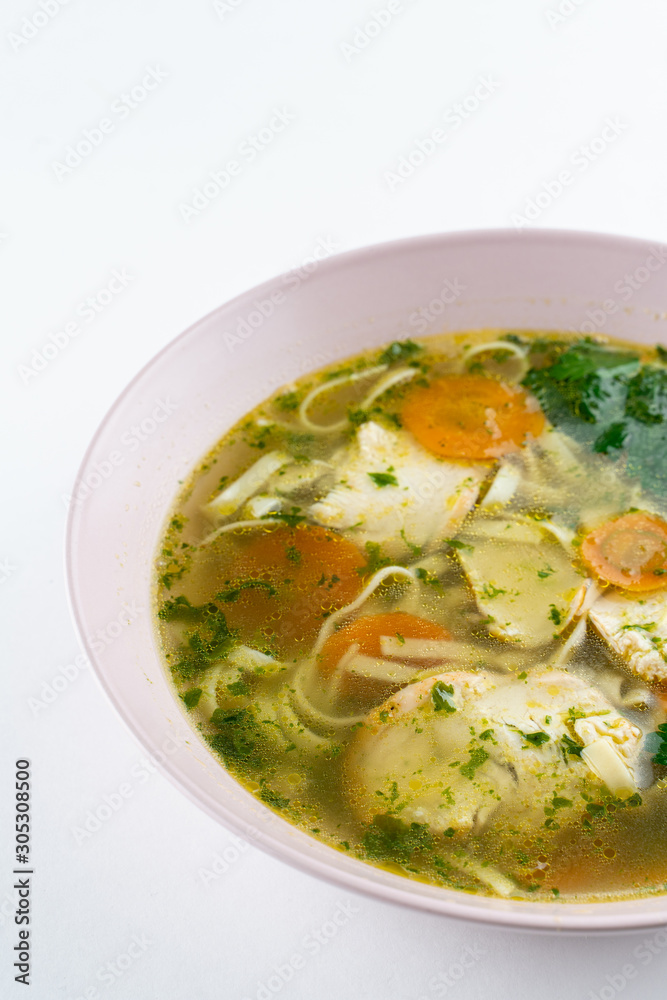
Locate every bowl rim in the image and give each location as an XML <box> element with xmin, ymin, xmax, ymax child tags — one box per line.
<box><xmin>66</xmin><ymin>226</ymin><xmax>667</xmax><ymax>933</ymax></box>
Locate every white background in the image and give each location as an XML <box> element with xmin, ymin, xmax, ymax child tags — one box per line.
<box><xmin>3</xmin><ymin>0</ymin><xmax>667</xmax><ymax>997</ymax></box>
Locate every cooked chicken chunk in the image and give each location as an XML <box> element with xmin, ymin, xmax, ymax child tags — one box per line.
<box><xmin>588</xmin><ymin>591</ymin><xmax>667</xmax><ymax>684</ymax></box>
<box><xmin>346</xmin><ymin>670</ymin><xmax>642</xmax><ymax>839</ymax></box>
<box><xmin>309</xmin><ymin>421</ymin><xmax>487</xmax><ymax>559</ymax></box>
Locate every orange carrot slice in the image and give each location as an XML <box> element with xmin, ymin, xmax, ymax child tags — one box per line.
<box><xmin>401</xmin><ymin>374</ymin><xmax>545</xmax><ymax>460</ymax></box>
<box><xmin>581</xmin><ymin>512</ymin><xmax>667</xmax><ymax>592</ymax></box>
<box><xmin>197</xmin><ymin>523</ymin><xmax>365</xmax><ymax>651</ymax></box>
<box><xmin>318</xmin><ymin>612</ymin><xmax>451</xmax><ymax>697</ymax></box>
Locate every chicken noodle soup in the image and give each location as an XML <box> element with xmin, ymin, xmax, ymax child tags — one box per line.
<box><xmin>155</xmin><ymin>331</ymin><xmax>667</xmax><ymax>901</ymax></box>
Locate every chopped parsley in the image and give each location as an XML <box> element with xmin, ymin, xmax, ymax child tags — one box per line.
<box><xmin>520</xmin><ymin>731</ymin><xmax>550</xmax><ymax>747</ymax></box>
<box><xmin>548</xmin><ymin>605</ymin><xmax>562</xmax><ymax>626</ymax></box>
<box><xmin>523</xmin><ymin>340</ymin><xmax>667</xmax><ymax>496</ymax></box>
<box><xmin>263</xmin><ymin>507</ymin><xmax>306</xmax><ymax>527</ymax></box>
<box><xmin>416</xmin><ymin>567</ymin><xmax>441</xmax><ymax>587</ymax></box>
<box><xmin>182</xmin><ymin>687</ymin><xmax>202</xmax><ymax>708</ymax></box>
<box><xmin>362</xmin><ymin>814</ymin><xmax>433</xmax><ymax>863</ymax></box>
<box><xmin>356</xmin><ymin>541</ymin><xmax>391</xmax><ymax>576</ymax></box>
<box><xmin>226</xmin><ymin>679</ymin><xmax>250</xmax><ymax>697</ymax></box>
<box><xmin>444</xmin><ymin>538</ymin><xmax>474</xmax><ymax>553</ymax></box>
<box><xmin>216</xmin><ymin>579</ymin><xmax>277</xmax><ymax>602</ymax></box>
<box><xmin>274</xmin><ymin>390</ymin><xmax>301</xmax><ymax>411</ymax></box>
<box><xmin>650</xmin><ymin>722</ymin><xmax>667</xmax><ymax>766</ymax></box>
<box><xmin>159</xmin><ymin>595</ymin><xmax>205</xmax><ymax>623</ymax></box>
<box><xmin>400</xmin><ymin>528</ymin><xmax>422</xmax><ymax>558</ymax></box>
<box><xmin>561</xmin><ymin>734</ymin><xmax>583</xmax><ymax>757</ymax></box>
<box><xmin>259</xmin><ymin>787</ymin><xmax>290</xmax><ymax>809</ymax></box>
<box><xmin>459</xmin><ymin>747</ymin><xmax>489</xmax><ymax>779</ymax></box>
<box><xmin>378</xmin><ymin>339</ymin><xmax>422</xmax><ymax>365</ymax></box>
<box><xmin>159</xmin><ymin>598</ymin><xmax>239</xmax><ymax>679</ymax></box>
<box><xmin>368</xmin><ymin>471</ymin><xmax>399</xmax><ymax>488</ymax></box>
<box><xmin>431</xmin><ymin>681</ymin><xmax>456</xmax><ymax>714</ymax></box>
<box><xmin>594</xmin><ymin>421</ymin><xmax>628</xmax><ymax>454</ymax></box>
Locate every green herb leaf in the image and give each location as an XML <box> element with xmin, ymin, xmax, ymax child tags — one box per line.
<box><xmin>594</xmin><ymin>421</ymin><xmax>628</xmax><ymax>454</ymax></box>
<box><xmin>459</xmin><ymin>747</ymin><xmax>489</xmax><ymax>779</ymax></box>
<box><xmin>444</xmin><ymin>538</ymin><xmax>474</xmax><ymax>552</ymax></box>
<box><xmin>432</xmin><ymin>681</ymin><xmax>456</xmax><ymax>714</ymax></box>
<box><xmin>158</xmin><ymin>595</ymin><xmax>203</xmax><ymax>622</ymax></box>
<box><xmin>561</xmin><ymin>734</ymin><xmax>583</xmax><ymax>757</ymax></box>
<box><xmin>522</xmin><ymin>341</ymin><xmax>667</xmax><ymax>497</ymax></box>
<box><xmin>548</xmin><ymin>605</ymin><xmax>562</xmax><ymax>626</ymax></box>
<box><xmin>182</xmin><ymin>687</ymin><xmax>202</xmax><ymax>708</ymax></box>
<box><xmin>226</xmin><ymin>680</ymin><xmax>250</xmax><ymax>697</ymax></box>
<box><xmin>378</xmin><ymin>339</ymin><xmax>422</xmax><ymax>365</ymax></box>
<box><xmin>520</xmin><ymin>731</ymin><xmax>550</xmax><ymax>747</ymax></box>
<box><xmin>264</xmin><ymin>507</ymin><xmax>306</xmax><ymax>527</ymax></box>
<box><xmin>625</xmin><ymin>367</ymin><xmax>667</xmax><ymax>425</ymax></box>
<box><xmin>368</xmin><ymin>471</ymin><xmax>399</xmax><ymax>488</ymax></box>
<box><xmin>275</xmin><ymin>390</ymin><xmax>300</xmax><ymax>411</ymax></box>
<box><xmin>356</xmin><ymin>541</ymin><xmax>391</xmax><ymax>577</ymax></box>
<box><xmin>362</xmin><ymin>814</ymin><xmax>433</xmax><ymax>863</ymax></box>
<box><xmin>400</xmin><ymin>528</ymin><xmax>422</xmax><ymax>558</ymax></box>
<box><xmin>259</xmin><ymin>787</ymin><xmax>290</xmax><ymax>809</ymax></box>
<box><xmin>215</xmin><ymin>579</ymin><xmax>277</xmax><ymax>602</ymax></box>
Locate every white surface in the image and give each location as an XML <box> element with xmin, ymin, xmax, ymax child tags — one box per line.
<box><xmin>4</xmin><ymin>1</ymin><xmax>667</xmax><ymax>997</ymax></box>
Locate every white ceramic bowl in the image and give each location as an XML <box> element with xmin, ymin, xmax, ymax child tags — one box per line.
<box><xmin>67</xmin><ymin>229</ymin><xmax>667</xmax><ymax>932</ymax></box>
